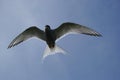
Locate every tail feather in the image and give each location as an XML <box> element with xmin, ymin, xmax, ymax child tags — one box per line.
<box><xmin>42</xmin><ymin>45</ymin><xmax>66</xmax><ymax>60</ymax></box>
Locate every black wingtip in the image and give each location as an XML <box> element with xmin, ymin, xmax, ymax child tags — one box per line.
<box><xmin>82</xmin><ymin>33</ymin><xmax>102</xmax><ymax>37</ymax></box>
<box><xmin>95</xmin><ymin>34</ymin><xmax>103</xmax><ymax>37</ymax></box>
<box><xmin>96</xmin><ymin>33</ymin><xmax>102</xmax><ymax>37</ymax></box>
<box><xmin>7</xmin><ymin>40</ymin><xmax>23</xmax><ymax>49</ymax></box>
<box><xmin>7</xmin><ymin>46</ymin><xmax>10</xmax><ymax>49</ymax></box>
<box><xmin>7</xmin><ymin>44</ymin><xmax>13</xmax><ymax>49</ymax></box>
<box><xmin>7</xmin><ymin>43</ymin><xmax>11</xmax><ymax>49</ymax></box>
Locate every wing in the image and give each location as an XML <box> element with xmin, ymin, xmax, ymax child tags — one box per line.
<box><xmin>54</xmin><ymin>22</ymin><xmax>102</xmax><ymax>40</ymax></box>
<box><xmin>8</xmin><ymin>26</ymin><xmax>45</xmax><ymax>48</ymax></box>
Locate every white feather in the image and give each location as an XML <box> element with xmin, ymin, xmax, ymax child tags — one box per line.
<box><xmin>42</xmin><ymin>45</ymin><xmax>66</xmax><ymax>60</ymax></box>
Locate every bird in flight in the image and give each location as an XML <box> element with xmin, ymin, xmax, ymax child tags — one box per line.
<box><xmin>8</xmin><ymin>22</ymin><xmax>102</xmax><ymax>60</ymax></box>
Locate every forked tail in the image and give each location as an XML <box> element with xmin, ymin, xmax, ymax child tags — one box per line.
<box><xmin>42</xmin><ymin>44</ymin><xmax>66</xmax><ymax>60</ymax></box>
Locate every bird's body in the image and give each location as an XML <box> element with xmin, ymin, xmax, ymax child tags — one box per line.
<box><xmin>8</xmin><ymin>22</ymin><xmax>102</xmax><ymax>60</ymax></box>
<box><xmin>45</xmin><ymin>25</ymin><xmax>55</xmax><ymax>48</ymax></box>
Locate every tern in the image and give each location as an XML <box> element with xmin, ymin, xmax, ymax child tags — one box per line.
<box><xmin>8</xmin><ymin>22</ymin><xmax>102</xmax><ymax>59</ymax></box>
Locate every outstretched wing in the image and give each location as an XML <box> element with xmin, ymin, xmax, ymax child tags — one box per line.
<box><xmin>8</xmin><ymin>26</ymin><xmax>45</xmax><ymax>48</ymax></box>
<box><xmin>54</xmin><ymin>22</ymin><xmax>102</xmax><ymax>40</ymax></box>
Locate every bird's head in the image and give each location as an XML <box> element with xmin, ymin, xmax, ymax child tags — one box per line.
<box><xmin>45</xmin><ymin>25</ymin><xmax>51</xmax><ymax>30</ymax></box>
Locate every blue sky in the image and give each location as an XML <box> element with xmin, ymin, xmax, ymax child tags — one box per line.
<box><xmin>0</xmin><ymin>0</ymin><xmax>120</xmax><ymax>80</ymax></box>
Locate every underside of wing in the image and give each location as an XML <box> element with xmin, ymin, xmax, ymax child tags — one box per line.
<box><xmin>54</xmin><ymin>22</ymin><xmax>102</xmax><ymax>40</ymax></box>
<box><xmin>8</xmin><ymin>26</ymin><xmax>45</xmax><ymax>48</ymax></box>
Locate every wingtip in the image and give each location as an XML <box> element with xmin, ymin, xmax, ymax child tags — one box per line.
<box><xmin>99</xmin><ymin>34</ymin><xmax>102</xmax><ymax>37</ymax></box>
<box><xmin>82</xmin><ymin>32</ymin><xmax>102</xmax><ymax>37</ymax></box>
<box><xmin>96</xmin><ymin>33</ymin><xmax>102</xmax><ymax>37</ymax></box>
<box><xmin>7</xmin><ymin>44</ymin><xmax>12</xmax><ymax>49</ymax></box>
<box><xmin>7</xmin><ymin>46</ymin><xmax>10</xmax><ymax>49</ymax></box>
<box><xmin>7</xmin><ymin>42</ymin><xmax>14</xmax><ymax>49</ymax></box>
